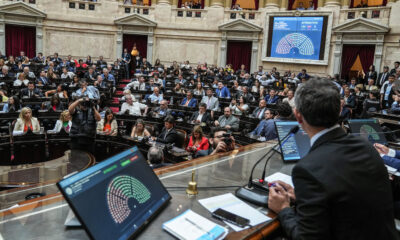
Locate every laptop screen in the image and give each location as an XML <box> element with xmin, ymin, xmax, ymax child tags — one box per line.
<box><xmin>275</xmin><ymin>121</ymin><xmax>311</xmax><ymax>162</ymax></box>
<box><xmin>57</xmin><ymin>146</ymin><xmax>171</xmax><ymax>240</ymax></box>
<box><xmin>348</xmin><ymin>119</ymin><xmax>387</xmax><ymax>144</ymax></box>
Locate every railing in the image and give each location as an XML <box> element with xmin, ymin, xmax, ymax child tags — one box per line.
<box><xmin>173</xmin><ymin>8</ymin><xmax>206</xmax><ymax>19</ymax></box>
<box><xmin>339</xmin><ymin>6</ymin><xmax>391</xmax><ymax>25</ymax></box>
<box><xmin>119</xmin><ymin>4</ymin><xmax>152</xmax><ymax>15</ymax></box>
<box><xmin>65</xmin><ymin>0</ymin><xmax>101</xmax><ymax>11</ymax></box>
<box><xmin>224</xmin><ymin>10</ymin><xmax>260</xmax><ymax>22</ymax></box>
<box><xmin>3</xmin><ymin>0</ymin><xmax>36</xmax><ymax>3</ymax></box>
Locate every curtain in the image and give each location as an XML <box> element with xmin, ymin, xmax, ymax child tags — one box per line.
<box><xmin>255</xmin><ymin>0</ymin><xmax>259</xmax><ymax>10</ymax></box>
<box><xmin>149</xmin><ymin>0</ymin><xmax>151</xmax><ymax>6</ymax></box>
<box><xmin>313</xmin><ymin>0</ymin><xmax>318</xmax><ymax>9</ymax></box>
<box><xmin>201</xmin><ymin>0</ymin><xmax>205</xmax><ymax>8</ymax></box>
<box><xmin>123</xmin><ymin>34</ymin><xmax>148</xmax><ymax>58</ymax></box>
<box><xmin>5</xmin><ymin>25</ymin><xmax>36</xmax><ymax>58</ymax></box>
<box><xmin>350</xmin><ymin>0</ymin><xmax>354</xmax><ymax>7</ymax></box>
<box><xmin>231</xmin><ymin>0</ymin><xmax>237</xmax><ymax>8</ymax></box>
<box><xmin>288</xmin><ymin>0</ymin><xmax>295</xmax><ymax>10</ymax></box>
<box><xmin>358</xmin><ymin>45</ymin><xmax>375</xmax><ymax>74</ymax></box>
<box><xmin>178</xmin><ymin>0</ymin><xmax>182</xmax><ymax>7</ymax></box>
<box><xmin>226</xmin><ymin>41</ymin><xmax>252</xmax><ymax>72</ymax></box>
<box><xmin>341</xmin><ymin>45</ymin><xmax>375</xmax><ymax>79</ymax></box>
<box><xmin>341</xmin><ymin>45</ymin><xmax>361</xmax><ymax>79</ymax></box>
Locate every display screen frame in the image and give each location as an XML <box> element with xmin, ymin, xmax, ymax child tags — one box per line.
<box><xmin>262</xmin><ymin>12</ymin><xmax>333</xmax><ymax>65</ymax></box>
<box><xmin>57</xmin><ymin>146</ymin><xmax>171</xmax><ymax>240</ymax></box>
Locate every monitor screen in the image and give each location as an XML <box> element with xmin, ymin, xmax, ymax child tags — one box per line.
<box><xmin>275</xmin><ymin>121</ymin><xmax>311</xmax><ymax>162</ymax></box>
<box><xmin>57</xmin><ymin>146</ymin><xmax>171</xmax><ymax>240</ymax></box>
<box><xmin>267</xmin><ymin>16</ymin><xmax>327</xmax><ymax>60</ymax></box>
<box><xmin>348</xmin><ymin>119</ymin><xmax>387</xmax><ymax>144</ymax></box>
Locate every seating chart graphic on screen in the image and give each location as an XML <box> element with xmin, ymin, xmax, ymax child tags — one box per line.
<box><xmin>107</xmin><ymin>175</ymin><xmax>151</xmax><ymax>224</ymax></box>
<box><xmin>57</xmin><ymin>146</ymin><xmax>171</xmax><ymax>240</ymax></box>
<box><xmin>269</xmin><ymin>16</ymin><xmax>325</xmax><ymax>60</ymax></box>
<box><xmin>348</xmin><ymin>119</ymin><xmax>387</xmax><ymax>145</ymax></box>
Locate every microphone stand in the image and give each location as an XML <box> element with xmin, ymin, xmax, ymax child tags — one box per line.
<box><xmin>235</xmin><ymin>126</ymin><xmax>299</xmax><ymax>207</ymax></box>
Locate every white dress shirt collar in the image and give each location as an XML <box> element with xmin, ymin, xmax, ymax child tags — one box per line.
<box><xmin>310</xmin><ymin>124</ymin><xmax>340</xmax><ymax>147</ymax></box>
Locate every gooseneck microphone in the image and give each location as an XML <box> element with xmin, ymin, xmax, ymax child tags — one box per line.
<box><xmin>236</xmin><ymin>126</ymin><xmax>299</xmax><ymax>206</ymax></box>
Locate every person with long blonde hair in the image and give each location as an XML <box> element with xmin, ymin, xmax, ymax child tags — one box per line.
<box><xmin>49</xmin><ymin>110</ymin><xmax>72</xmax><ymax>133</ymax></box>
<box><xmin>13</xmin><ymin>107</ymin><xmax>40</xmax><ymax>135</ymax></box>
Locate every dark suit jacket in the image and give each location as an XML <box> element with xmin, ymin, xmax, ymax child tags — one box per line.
<box><xmin>190</xmin><ymin>111</ymin><xmax>211</xmax><ymax>123</ymax></box>
<box><xmin>157</xmin><ymin>127</ymin><xmax>178</xmax><ymax>144</ymax></box>
<box><xmin>345</xmin><ymin>94</ymin><xmax>356</xmax><ymax>108</ymax></box>
<box><xmin>278</xmin><ymin>127</ymin><xmax>398</xmax><ymax>240</ymax></box>
<box><xmin>20</xmin><ymin>88</ymin><xmax>43</xmax><ymax>98</ymax></box>
<box><xmin>378</xmin><ymin>72</ymin><xmax>390</xmax><ymax>86</ymax></box>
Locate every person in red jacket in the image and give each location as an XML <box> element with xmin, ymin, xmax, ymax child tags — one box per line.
<box><xmin>186</xmin><ymin>125</ymin><xmax>209</xmax><ymax>158</ymax></box>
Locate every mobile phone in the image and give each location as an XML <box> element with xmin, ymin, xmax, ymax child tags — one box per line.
<box><xmin>212</xmin><ymin>208</ymin><xmax>250</xmax><ymax>228</ymax></box>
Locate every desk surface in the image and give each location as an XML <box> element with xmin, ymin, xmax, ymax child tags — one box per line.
<box><xmin>0</xmin><ymin>142</ymin><xmax>295</xmax><ymax>240</ymax></box>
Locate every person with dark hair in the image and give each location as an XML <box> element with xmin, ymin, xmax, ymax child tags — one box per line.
<box><xmin>264</xmin><ymin>89</ymin><xmax>279</xmax><ymax>104</ymax></box>
<box><xmin>214</xmin><ymin>107</ymin><xmax>239</xmax><ymax>131</ymax></box>
<box><xmin>378</xmin><ymin>66</ymin><xmax>390</xmax><ymax>87</ymax></box>
<box><xmin>2</xmin><ymin>96</ymin><xmax>21</xmax><ymax>113</ymax></box>
<box><xmin>296</xmin><ymin>68</ymin><xmax>309</xmax><ymax>80</ymax></box>
<box><xmin>186</xmin><ymin>125</ymin><xmax>209</xmax><ymax>157</ymax></box>
<box><xmin>364</xmin><ymin>64</ymin><xmax>377</xmax><ymax>84</ymax></box>
<box><xmin>208</xmin><ymin>127</ymin><xmax>236</xmax><ymax>155</ymax></box>
<box><xmin>360</xmin><ymin>90</ymin><xmax>381</xmax><ymax>118</ymax></box>
<box><xmin>181</xmin><ymin>91</ymin><xmax>197</xmax><ymax>108</ymax></box>
<box><xmin>343</xmin><ymin>87</ymin><xmax>356</xmax><ymax>108</ymax></box>
<box><xmin>131</xmin><ymin>119</ymin><xmax>151</xmax><ymax>139</ymax></box>
<box><xmin>390</xmin><ymin>61</ymin><xmax>400</xmax><ymax>75</ymax></box>
<box><xmin>20</xmin><ymin>82</ymin><xmax>43</xmax><ymax>98</ymax></box>
<box><xmin>229</xmin><ymin>96</ymin><xmax>249</xmax><ymax>116</ymax></box>
<box><xmin>43</xmin><ymin>95</ymin><xmax>65</xmax><ymax>111</ymax></box>
<box><xmin>153</xmin><ymin>115</ymin><xmax>178</xmax><ymax>144</ymax></box>
<box><xmin>249</xmin><ymin>109</ymin><xmax>275</xmax><ymax>138</ymax></box>
<box><xmin>268</xmin><ymin>78</ymin><xmax>397</xmax><ymax>240</ymax></box>
<box><xmin>190</xmin><ymin>103</ymin><xmax>211</xmax><ymax>124</ymax></box>
<box><xmin>96</xmin><ymin>108</ymin><xmax>118</xmax><ymax>136</ymax></box>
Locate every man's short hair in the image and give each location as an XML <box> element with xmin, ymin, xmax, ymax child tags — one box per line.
<box><xmin>210</xmin><ymin>127</ymin><xmax>227</xmax><ymax>138</ymax></box>
<box><xmin>199</xmin><ymin>103</ymin><xmax>207</xmax><ymax>108</ymax></box>
<box><xmin>295</xmin><ymin>78</ymin><xmax>340</xmax><ymax>128</ymax></box>
<box><xmin>147</xmin><ymin>146</ymin><xmax>164</xmax><ymax>165</ymax></box>
<box><xmin>164</xmin><ymin>115</ymin><xmax>175</xmax><ymax>124</ymax></box>
<box><xmin>276</xmin><ymin>102</ymin><xmax>292</xmax><ymax>119</ymax></box>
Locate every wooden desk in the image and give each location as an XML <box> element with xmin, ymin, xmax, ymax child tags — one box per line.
<box><xmin>0</xmin><ymin>142</ymin><xmax>293</xmax><ymax>239</ymax></box>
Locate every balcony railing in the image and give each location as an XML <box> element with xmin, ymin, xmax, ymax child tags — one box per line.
<box><xmin>173</xmin><ymin>8</ymin><xmax>206</xmax><ymax>19</ymax></box>
<box><xmin>119</xmin><ymin>4</ymin><xmax>153</xmax><ymax>15</ymax></box>
<box><xmin>4</xmin><ymin>0</ymin><xmax>36</xmax><ymax>3</ymax></box>
<box><xmin>224</xmin><ymin>10</ymin><xmax>260</xmax><ymax>22</ymax></box>
<box><xmin>340</xmin><ymin>6</ymin><xmax>391</xmax><ymax>25</ymax></box>
<box><xmin>66</xmin><ymin>0</ymin><xmax>100</xmax><ymax>11</ymax></box>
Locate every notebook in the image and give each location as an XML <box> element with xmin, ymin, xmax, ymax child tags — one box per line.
<box><xmin>163</xmin><ymin>209</ymin><xmax>228</xmax><ymax>240</ymax></box>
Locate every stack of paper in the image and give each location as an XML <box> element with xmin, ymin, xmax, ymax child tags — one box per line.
<box><xmin>198</xmin><ymin>193</ymin><xmax>270</xmax><ymax>232</ymax></box>
<box><xmin>163</xmin><ymin>209</ymin><xmax>228</xmax><ymax>240</ymax></box>
<box><xmin>264</xmin><ymin>172</ymin><xmax>293</xmax><ymax>187</ymax></box>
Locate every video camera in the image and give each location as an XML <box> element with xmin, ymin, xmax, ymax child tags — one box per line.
<box><xmin>81</xmin><ymin>97</ymin><xmax>96</xmax><ymax>108</ymax></box>
<box><xmin>222</xmin><ymin>133</ymin><xmax>232</xmax><ymax>146</ymax></box>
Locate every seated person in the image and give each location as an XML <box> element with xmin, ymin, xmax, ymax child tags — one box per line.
<box><xmin>148</xmin><ymin>87</ymin><xmax>163</xmax><ymax>103</ymax></box>
<box><xmin>365</xmin><ymin>78</ymin><xmax>378</xmax><ymax>92</ymax></box>
<box><xmin>215</xmin><ymin>82</ymin><xmax>231</xmax><ymax>98</ymax></box>
<box><xmin>282</xmin><ymin>89</ymin><xmax>295</xmax><ymax>108</ymax></box>
<box><xmin>49</xmin><ymin>110</ymin><xmax>72</xmax><ymax>133</ymax></box>
<box><xmin>239</xmin><ymin>73</ymin><xmax>253</xmax><ymax>88</ymax></box>
<box><xmin>2</xmin><ymin>96</ymin><xmax>21</xmax><ymax>113</ymax></box>
<box><xmin>339</xmin><ymin>98</ymin><xmax>351</xmax><ymax>123</ymax></box>
<box><xmin>119</xmin><ymin>95</ymin><xmax>148</xmax><ymax>116</ymax></box>
<box><xmin>264</xmin><ymin>89</ymin><xmax>279</xmax><ymax>104</ymax></box>
<box><xmin>94</xmin><ymin>75</ymin><xmax>106</xmax><ymax>88</ymax></box>
<box><xmin>125</xmin><ymin>76</ymin><xmax>148</xmax><ymax>91</ymax></box>
<box><xmin>296</xmin><ymin>1</ymin><xmax>305</xmax><ymax>10</ymax></box>
<box><xmin>101</xmin><ymin>68</ymin><xmax>115</xmax><ymax>87</ymax></box>
<box><xmin>348</xmin><ymin>78</ymin><xmax>357</xmax><ymax>89</ymax></box>
<box><xmin>174</xmin><ymin>74</ymin><xmax>186</xmax><ymax>85</ymax></box>
<box><xmin>42</xmin><ymin>95</ymin><xmax>65</xmax><ymax>111</ymax></box>
<box><xmin>174</xmin><ymin>83</ymin><xmax>186</xmax><ymax>94</ymax></box>
<box><xmin>37</xmin><ymin>71</ymin><xmax>50</xmax><ymax>86</ymax></box>
<box><xmin>152</xmin><ymin>115</ymin><xmax>178</xmax><ymax>144</ymax></box>
<box><xmin>16</xmin><ymin>66</ymin><xmax>35</xmax><ymax>79</ymax></box>
<box><xmin>181</xmin><ymin>91</ymin><xmax>197</xmax><ymax>108</ymax></box>
<box><xmin>74</xmin><ymin>80</ymin><xmax>99</xmax><ymax>99</ymax></box>
<box><xmin>13</xmin><ymin>107</ymin><xmax>40</xmax><ymax>135</ymax></box>
<box><xmin>60</xmin><ymin>67</ymin><xmax>74</xmax><ymax>80</ymax></box>
<box><xmin>214</xmin><ymin>107</ymin><xmax>239</xmax><ymax>131</ymax></box>
<box><xmin>84</xmin><ymin>67</ymin><xmax>97</xmax><ymax>82</ymax></box>
<box><xmin>391</xmin><ymin>95</ymin><xmax>400</xmax><ymax>113</ymax></box>
<box><xmin>236</xmin><ymin>86</ymin><xmax>255</xmax><ymax>103</ymax></box>
<box><xmin>14</xmin><ymin>72</ymin><xmax>29</xmax><ymax>87</ymax></box>
<box><xmin>186</xmin><ymin>125</ymin><xmax>209</xmax><ymax>158</ymax></box>
<box><xmin>147</xmin><ymin>146</ymin><xmax>164</xmax><ymax>167</ymax></box>
<box><xmin>249</xmin><ymin>109</ymin><xmax>275</xmax><ymax>137</ymax></box>
<box><xmin>121</xmin><ymin>89</ymin><xmax>136</xmax><ymax>102</ymax></box>
<box><xmin>0</xmin><ymin>90</ymin><xmax>8</xmax><ymax>103</ymax></box>
<box><xmin>190</xmin><ymin>103</ymin><xmax>211</xmax><ymax>124</ymax></box>
<box><xmin>131</xmin><ymin>119</ymin><xmax>151</xmax><ymax>139</ymax></box>
<box><xmin>374</xmin><ymin>143</ymin><xmax>400</xmax><ymax>170</ymax></box>
<box><xmin>229</xmin><ymin>96</ymin><xmax>249</xmax><ymax>116</ymax></box>
<box><xmin>201</xmin><ymin>89</ymin><xmax>220</xmax><ymax>112</ymax></box>
<box><xmin>343</xmin><ymin>87</ymin><xmax>356</xmax><ymax>108</ymax></box>
<box><xmin>360</xmin><ymin>90</ymin><xmax>380</xmax><ymax>118</ymax></box>
<box><xmin>297</xmin><ymin>68</ymin><xmax>309</xmax><ymax>79</ymax></box>
<box><xmin>152</xmin><ymin>100</ymin><xmax>172</xmax><ymax>118</ymax></box>
<box><xmin>20</xmin><ymin>82</ymin><xmax>43</xmax><ymax>98</ymax></box>
<box><xmin>0</xmin><ymin>66</ymin><xmax>15</xmax><ymax>78</ymax></box>
<box><xmin>252</xmin><ymin>99</ymin><xmax>267</xmax><ymax>120</ymax></box>
<box><xmin>97</xmin><ymin>108</ymin><xmax>118</xmax><ymax>136</ymax></box>
<box><xmin>96</xmin><ymin>56</ymin><xmax>107</xmax><ymax>69</ymax></box>
<box><xmin>45</xmin><ymin>84</ymin><xmax>68</xmax><ymax>99</ymax></box>
<box><xmin>208</xmin><ymin>127</ymin><xmax>236</xmax><ymax>155</ymax></box>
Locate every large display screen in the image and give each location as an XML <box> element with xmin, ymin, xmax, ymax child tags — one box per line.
<box><xmin>57</xmin><ymin>146</ymin><xmax>171</xmax><ymax>240</ymax></box>
<box><xmin>275</xmin><ymin>121</ymin><xmax>311</xmax><ymax>162</ymax></box>
<box><xmin>267</xmin><ymin>16</ymin><xmax>327</xmax><ymax>61</ymax></box>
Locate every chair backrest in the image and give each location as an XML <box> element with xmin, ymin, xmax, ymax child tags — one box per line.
<box><xmin>175</xmin><ymin>129</ymin><xmax>187</xmax><ymax>149</ymax></box>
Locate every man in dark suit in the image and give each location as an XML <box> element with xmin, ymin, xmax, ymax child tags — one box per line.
<box><xmin>264</xmin><ymin>89</ymin><xmax>279</xmax><ymax>104</ymax></box>
<box><xmin>96</xmin><ymin>56</ymin><xmax>107</xmax><ymax>69</ymax></box>
<box><xmin>20</xmin><ymin>82</ymin><xmax>43</xmax><ymax>98</ymax></box>
<box><xmin>152</xmin><ymin>100</ymin><xmax>172</xmax><ymax>118</ymax></box>
<box><xmin>122</xmin><ymin>48</ymin><xmax>131</xmax><ymax>79</ymax></box>
<box><xmin>268</xmin><ymin>78</ymin><xmax>398</xmax><ymax>240</ymax></box>
<box><xmin>251</xmin><ymin>99</ymin><xmax>267</xmax><ymax>120</ymax></box>
<box><xmin>390</xmin><ymin>61</ymin><xmax>399</xmax><ymax>75</ymax></box>
<box><xmin>378</xmin><ymin>66</ymin><xmax>390</xmax><ymax>87</ymax></box>
<box><xmin>190</xmin><ymin>103</ymin><xmax>211</xmax><ymax>124</ymax></box>
<box><xmin>153</xmin><ymin>115</ymin><xmax>178</xmax><ymax>144</ymax></box>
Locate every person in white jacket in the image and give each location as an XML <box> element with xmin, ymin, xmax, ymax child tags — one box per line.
<box><xmin>48</xmin><ymin>110</ymin><xmax>72</xmax><ymax>133</ymax></box>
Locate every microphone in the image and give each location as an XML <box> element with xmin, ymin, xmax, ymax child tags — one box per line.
<box><xmin>235</xmin><ymin>125</ymin><xmax>299</xmax><ymax>207</ymax></box>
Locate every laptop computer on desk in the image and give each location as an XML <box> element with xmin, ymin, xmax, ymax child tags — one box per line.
<box><xmin>57</xmin><ymin>146</ymin><xmax>171</xmax><ymax>240</ymax></box>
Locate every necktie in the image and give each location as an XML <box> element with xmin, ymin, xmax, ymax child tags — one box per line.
<box><xmin>29</xmin><ymin>91</ymin><xmax>32</xmax><ymax>98</ymax></box>
<box><xmin>207</xmin><ymin>98</ymin><xmax>210</xmax><ymax>108</ymax></box>
<box><xmin>185</xmin><ymin>99</ymin><xmax>190</xmax><ymax>106</ymax></box>
<box><xmin>381</xmin><ymin>73</ymin><xmax>386</xmax><ymax>85</ymax></box>
<box><xmin>257</xmin><ymin>109</ymin><xmax>262</xmax><ymax>118</ymax></box>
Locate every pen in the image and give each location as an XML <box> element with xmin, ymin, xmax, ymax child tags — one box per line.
<box><xmin>185</xmin><ymin>217</ymin><xmax>214</xmax><ymax>238</ymax></box>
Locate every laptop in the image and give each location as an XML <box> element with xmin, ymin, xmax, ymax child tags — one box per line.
<box><xmin>57</xmin><ymin>146</ymin><xmax>171</xmax><ymax>240</ymax></box>
<box><xmin>274</xmin><ymin>121</ymin><xmax>311</xmax><ymax>162</ymax></box>
<box><xmin>348</xmin><ymin>119</ymin><xmax>387</xmax><ymax>145</ymax></box>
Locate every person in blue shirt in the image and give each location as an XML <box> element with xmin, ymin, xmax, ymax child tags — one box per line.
<box><xmin>380</xmin><ymin>75</ymin><xmax>396</xmax><ymax>108</ymax></box>
<box><xmin>391</xmin><ymin>95</ymin><xmax>400</xmax><ymax>113</ymax></box>
<box><xmin>74</xmin><ymin>80</ymin><xmax>99</xmax><ymax>99</ymax></box>
<box><xmin>215</xmin><ymin>82</ymin><xmax>231</xmax><ymax>98</ymax></box>
<box><xmin>374</xmin><ymin>143</ymin><xmax>400</xmax><ymax>170</ymax></box>
<box><xmin>181</xmin><ymin>91</ymin><xmax>197</xmax><ymax>108</ymax></box>
<box><xmin>249</xmin><ymin>109</ymin><xmax>275</xmax><ymax>137</ymax></box>
<box><xmin>297</xmin><ymin>69</ymin><xmax>310</xmax><ymax>80</ymax></box>
<box><xmin>148</xmin><ymin>87</ymin><xmax>163</xmax><ymax>103</ymax></box>
<box><xmin>264</xmin><ymin>89</ymin><xmax>279</xmax><ymax>104</ymax></box>
<box><xmin>101</xmin><ymin>69</ymin><xmax>115</xmax><ymax>87</ymax></box>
